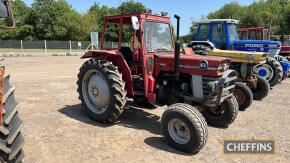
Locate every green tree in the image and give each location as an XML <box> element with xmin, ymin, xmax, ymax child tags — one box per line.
<box><xmin>82</xmin><ymin>3</ymin><xmax>119</xmax><ymax>40</ymax></box>
<box><xmin>206</xmin><ymin>0</ymin><xmax>290</xmax><ymax>35</ymax></box>
<box><xmin>118</xmin><ymin>0</ymin><xmax>146</xmax><ymax>13</ymax></box>
<box><xmin>208</xmin><ymin>1</ymin><xmax>247</xmax><ymax>20</ymax></box>
<box><xmin>0</xmin><ymin>0</ymin><xmax>33</xmax><ymax>40</ymax></box>
<box><xmin>30</xmin><ymin>0</ymin><xmax>84</xmax><ymax>40</ymax></box>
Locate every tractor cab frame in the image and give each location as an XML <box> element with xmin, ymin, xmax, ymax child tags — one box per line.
<box><xmin>83</xmin><ymin>12</ymin><xmax>175</xmax><ymax>102</ymax></box>
<box><xmin>193</xmin><ymin>19</ymin><xmax>239</xmax><ymax>50</ymax></box>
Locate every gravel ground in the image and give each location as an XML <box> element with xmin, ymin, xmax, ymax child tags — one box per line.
<box><xmin>3</xmin><ymin>56</ymin><xmax>290</xmax><ymax>163</ymax></box>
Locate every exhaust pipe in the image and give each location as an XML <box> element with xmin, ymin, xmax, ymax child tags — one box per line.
<box><xmin>174</xmin><ymin>15</ymin><xmax>181</xmax><ymax>77</ymax></box>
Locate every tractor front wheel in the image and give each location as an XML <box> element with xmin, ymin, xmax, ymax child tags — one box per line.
<box><xmin>162</xmin><ymin>103</ymin><xmax>208</xmax><ymax>153</ymax></box>
<box><xmin>77</xmin><ymin>59</ymin><xmax>127</xmax><ymax>123</ymax></box>
<box><xmin>254</xmin><ymin>57</ymin><xmax>283</xmax><ymax>87</ymax></box>
<box><xmin>233</xmin><ymin>82</ymin><xmax>253</xmax><ymax>111</ymax></box>
<box><xmin>251</xmin><ymin>76</ymin><xmax>270</xmax><ymax>100</ymax></box>
<box><xmin>203</xmin><ymin>96</ymin><xmax>239</xmax><ymax>127</ymax></box>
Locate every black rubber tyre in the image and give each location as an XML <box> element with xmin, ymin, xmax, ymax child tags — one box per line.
<box><xmin>233</xmin><ymin>82</ymin><xmax>253</xmax><ymax>111</ymax></box>
<box><xmin>0</xmin><ymin>74</ymin><xmax>25</xmax><ymax>163</ymax></box>
<box><xmin>266</xmin><ymin>57</ymin><xmax>283</xmax><ymax>87</ymax></box>
<box><xmin>191</xmin><ymin>45</ymin><xmax>211</xmax><ymax>55</ymax></box>
<box><xmin>279</xmin><ymin>57</ymin><xmax>289</xmax><ymax>81</ymax></box>
<box><xmin>251</xmin><ymin>76</ymin><xmax>270</xmax><ymax>100</ymax></box>
<box><xmin>162</xmin><ymin>103</ymin><xmax>208</xmax><ymax>153</ymax></box>
<box><xmin>77</xmin><ymin>59</ymin><xmax>127</xmax><ymax>123</ymax></box>
<box><xmin>203</xmin><ymin>96</ymin><xmax>239</xmax><ymax>127</ymax></box>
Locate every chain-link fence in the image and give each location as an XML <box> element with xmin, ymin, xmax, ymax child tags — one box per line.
<box><xmin>0</xmin><ymin>40</ymin><xmax>121</xmax><ymax>57</ymax></box>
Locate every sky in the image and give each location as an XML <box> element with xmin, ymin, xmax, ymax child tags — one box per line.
<box><xmin>23</xmin><ymin>0</ymin><xmax>255</xmax><ymax>36</ymax></box>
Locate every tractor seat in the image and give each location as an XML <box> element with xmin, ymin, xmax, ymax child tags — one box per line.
<box><xmin>120</xmin><ymin>46</ymin><xmax>142</xmax><ymax>66</ymax></box>
<box><xmin>120</xmin><ymin>46</ymin><xmax>133</xmax><ymax>65</ymax></box>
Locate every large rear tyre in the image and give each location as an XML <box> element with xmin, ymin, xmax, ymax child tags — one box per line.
<box><xmin>254</xmin><ymin>57</ymin><xmax>283</xmax><ymax>87</ymax></box>
<box><xmin>277</xmin><ymin>56</ymin><xmax>289</xmax><ymax>81</ymax></box>
<box><xmin>77</xmin><ymin>59</ymin><xmax>127</xmax><ymax>123</ymax></box>
<box><xmin>0</xmin><ymin>73</ymin><xmax>24</xmax><ymax>163</ymax></box>
<box><xmin>162</xmin><ymin>103</ymin><xmax>208</xmax><ymax>153</ymax></box>
<box><xmin>203</xmin><ymin>96</ymin><xmax>239</xmax><ymax>127</ymax></box>
<box><xmin>233</xmin><ymin>82</ymin><xmax>253</xmax><ymax>111</ymax></box>
<box><xmin>251</xmin><ymin>76</ymin><xmax>270</xmax><ymax>100</ymax></box>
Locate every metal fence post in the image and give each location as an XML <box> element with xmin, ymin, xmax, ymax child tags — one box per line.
<box><xmin>20</xmin><ymin>40</ymin><xmax>24</xmax><ymax>56</ymax></box>
<box><xmin>69</xmin><ymin>40</ymin><xmax>72</xmax><ymax>52</ymax></box>
<box><xmin>44</xmin><ymin>40</ymin><xmax>47</xmax><ymax>56</ymax></box>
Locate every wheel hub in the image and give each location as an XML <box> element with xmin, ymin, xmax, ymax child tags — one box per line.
<box><xmin>168</xmin><ymin>119</ymin><xmax>190</xmax><ymax>144</ymax></box>
<box><xmin>234</xmin><ymin>89</ymin><xmax>245</xmax><ymax>105</ymax></box>
<box><xmin>92</xmin><ymin>87</ymin><xmax>99</xmax><ymax>97</ymax></box>
<box><xmin>253</xmin><ymin>64</ymin><xmax>274</xmax><ymax>81</ymax></box>
<box><xmin>82</xmin><ymin>69</ymin><xmax>110</xmax><ymax>114</ymax></box>
<box><xmin>210</xmin><ymin>104</ymin><xmax>225</xmax><ymax>117</ymax></box>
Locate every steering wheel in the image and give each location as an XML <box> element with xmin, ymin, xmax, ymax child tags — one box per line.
<box><xmin>154</xmin><ymin>48</ymin><xmax>169</xmax><ymax>55</ymax></box>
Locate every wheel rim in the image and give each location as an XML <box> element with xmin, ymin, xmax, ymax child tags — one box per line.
<box><xmin>82</xmin><ymin>69</ymin><xmax>110</xmax><ymax>114</ymax></box>
<box><xmin>209</xmin><ymin>104</ymin><xmax>225</xmax><ymax>117</ymax></box>
<box><xmin>253</xmin><ymin>64</ymin><xmax>274</xmax><ymax>81</ymax></box>
<box><xmin>234</xmin><ymin>89</ymin><xmax>245</xmax><ymax>106</ymax></box>
<box><xmin>168</xmin><ymin>119</ymin><xmax>191</xmax><ymax>144</ymax></box>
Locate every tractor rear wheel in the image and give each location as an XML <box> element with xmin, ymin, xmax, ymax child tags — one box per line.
<box><xmin>77</xmin><ymin>59</ymin><xmax>127</xmax><ymax>123</ymax></box>
<box><xmin>0</xmin><ymin>74</ymin><xmax>25</xmax><ymax>163</ymax></box>
<box><xmin>254</xmin><ymin>57</ymin><xmax>283</xmax><ymax>87</ymax></box>
<box><xmin>233</xmin><ymin>82</ymin><xmax>253</xmax><ymax>111</ymax></box>
<box><xmin>162</xmin><ymin>103</ymin><xmax>208</xmax><ymax>153</ymax></box>
<box><xmin>251</xmin><ymin>76</ymin><xmax>270</xmax><ymax>100</ymax></box>
<box><xmin>191</xmin><ymin>45</ymin><xmax>211</xmax><ymax>55</ymax></box>
<box><xmin>203</xmin><ymin>96</ymin><xmax>238</xmax><ymax>127</ymax></box>
<box><xmin>276</xmin><ymin>56</ymin><xmax>289</xmax><ymax>80</ymax></box>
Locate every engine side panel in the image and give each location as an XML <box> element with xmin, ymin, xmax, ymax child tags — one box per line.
<box><xmin>154</xmin><ymin>54</ymin><xmax>226</xmax><ymax>77</ymax></box>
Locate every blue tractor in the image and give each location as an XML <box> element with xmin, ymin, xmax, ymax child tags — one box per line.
<box><xmin>188</xmin><ymin>19</ymin><xmax>289</xmax><ymax>87</ymax></box>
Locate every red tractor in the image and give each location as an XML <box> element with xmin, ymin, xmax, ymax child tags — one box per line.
<box><xmin>77</xmin><ymin>12</ymin><xmax>239</xmax><ymax>153</ymax></box>
<box><xmin>271</xmin><ymin>35</ymin><xmax>290</xmax><ymax>61</ymax></box>
<box><xmin>0</xmin><ymin>0</ymin><xmax>25</xmax><ymax>162</ymax></box>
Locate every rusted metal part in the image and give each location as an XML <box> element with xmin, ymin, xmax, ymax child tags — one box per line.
<box><xmin>237</xmin><ymin>75</ymin><xmax>258</xmax><ymax>89</ymax></box>
<box><xmin>234</xmin><ymin>89</ymin><xmax>245</xmax><ymax>106</ymax></box>
<box><xmin>0</xmin><ymin>67</ymin><xmax>4</xmax><ymax>124</ymax></box>
<box><xmin>247</xmin><ymin>76</ymin><xmax>258</xmax><ymax>88</ymax></box>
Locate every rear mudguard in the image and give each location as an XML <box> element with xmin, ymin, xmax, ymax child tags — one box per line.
<box><xmin>81</xmin><ymin>50</ymin><xmax>134</xmax><ymax>96</ymax></box>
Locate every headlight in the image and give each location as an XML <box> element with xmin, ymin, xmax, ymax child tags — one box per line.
<box><xmin>247</xmin><ymin>54</ymin><xmax>254</xmax><ymax>60</ymax></box>
<box><xmin>268</xmin><ymin>48</ymin><xmax>281</xmax><ymax>57</ymax></box>
<box><xmin>275</xmin><ymin>49</ymin><xmax>281</xmax><ymax>55</ymax></box>
<box><xmin>218</xmin><ymin>62</ymin><xmax>230</xmax><ymax>72</ymax></box>
<box><xmin>207</xmin><ymin>81</ymin><xmax>218</xmax><ymax>92</ymax></box>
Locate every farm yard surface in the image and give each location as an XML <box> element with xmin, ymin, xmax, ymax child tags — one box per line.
<box><xmin>3</xmin><ymin>56</ymin><xmax>290</xmax><ymax>163</ymax></box>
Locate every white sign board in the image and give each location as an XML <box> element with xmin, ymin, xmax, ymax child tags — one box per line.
<box><xmin>91</xmin><ymin>32</ymin><xmax>99</xmax><ymax>49</ymax></box>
